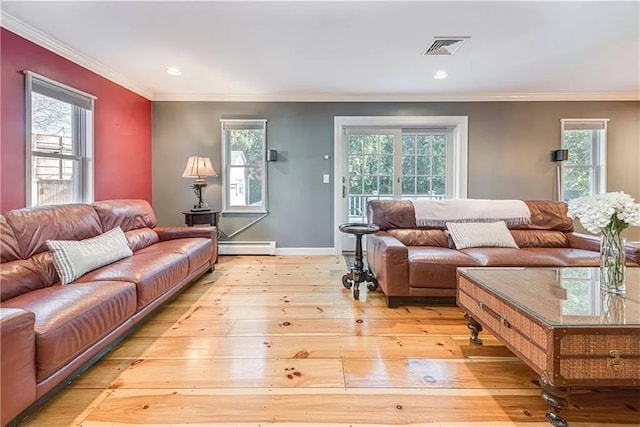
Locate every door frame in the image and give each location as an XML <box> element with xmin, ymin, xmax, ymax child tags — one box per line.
<box><xmin>333</xmin><ymin>116</ymin><xmax>469</xmax><ymax>255</ymax></box>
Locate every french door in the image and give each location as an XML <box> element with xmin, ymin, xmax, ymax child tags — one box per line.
<box><xmin>340</xmin><ymin>127</ymin><xmax>453</xmax><ymax>250</ymax></box>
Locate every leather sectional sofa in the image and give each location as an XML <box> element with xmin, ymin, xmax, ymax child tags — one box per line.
<box><xmin>0</xmin><ymin>199</ymin><xmax>217</xmax><ymax>426</ymax></box>
<box><xmin>366</xmin><ymin>199</ymin><xmax>639</xmax><ymax>307</ymax></box>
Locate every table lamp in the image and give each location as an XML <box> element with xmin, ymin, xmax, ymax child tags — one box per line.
<box><xmin>182</xmin><ymin>156</ymin><xmax>217</xmax><ymax>211</ymax></box>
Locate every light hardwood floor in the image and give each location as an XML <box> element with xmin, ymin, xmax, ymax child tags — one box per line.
<box><xmin>21</xmin><ymin>256</ymin><xmax>639</xmax><ymax>426</ymax></box>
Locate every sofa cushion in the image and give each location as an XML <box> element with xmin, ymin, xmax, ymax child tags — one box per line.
<box><xmin>47</xmin><ymin>227</ymin><xmax>133</xmax><ymax>285</ymax></box>
<box><xmin>462</xmin><ymin>248</ymin><xmax>573</xmax><ymax>266</ymax></box>
<box><xmin>92</xmin><ymin>199</ymin><xmax>157</xmax><ymax>232</ymax></box>
<box><xmin>2</xmin><ymin>281</ymin><xmax>137</xmax><ymax>382</ymax></box>
<box><xmin>367</xmin><ymin>199</ymin><xmax>574</xmax><ymax>233</ymax></box>
<box><xmin>0</xmin><ymin>259</ymin><xmax>46</xmax><ymax>302</ymax></box>
<box><xmin>0</xmin><ymin>215</ymin><xmax>22</xmax><ymax>262</ymax></box>
<box><xmin>513</xmin><ymin>200</ymin><xmax>574</xmax><ymax>232</ymax></box>
<box><xmin>1</xmin><ymin>251</ymin><xmax>62</xmax><ymax>303</ymax></box>
<box><xmin>510</xmin><ymin>230</ymin><xmax>570</xmax><ymax>248</ymax></box>
<box><xmin>136</xmin><ymin>239</ymin><xmax>213</xmax><ymax>272</ymax></box>
<box><xmin>408</xmin><ymin>248</ymin><xmax>482</xmax><ymax>289</ymax></box>
<box><xmin>547</xmin><ymin>248</ymin><xmax>602</xmax><ymax>267</ymax></box>
<box><xmin>75</xmin><ymin>252</ymin><xmax>189</xmax><ymax>310</ymax></box>
<box><xmin>446</xmin><ymin>221</ymin><xmax>518</xmax><ymax>250</ymax></box>
<box><xmin>30</xmin><ymin>252</ymin><xmax>60</xmax><ymax>287</ymax></box>
<box><xmin>125</xmin><ymin>227</ymin><xmax>160</xmax><ymax>252</ymax></box>
<box><xmin>3</xmin><ymin>204</ymin><xmax>103</xmax><ymax>259</ymax></box>
<box><xmin>387</xmin><ymin>229</ymin><xmax>448</xmax><ymax>247</ymax></box>
<box><xmin>367</xmin><ymin>200</ymin><xmax>417</xmax><ymax>230</ymax></box>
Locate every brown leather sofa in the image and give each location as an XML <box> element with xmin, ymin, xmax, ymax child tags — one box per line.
<box><xmin>366</xmin><ymin>200</ymin><xmax>639</xmax><ymax>308</ymax></box>
<box><xmin>0</xmin><ymin>200</ymin><xmax>217</xmax><ymax>426</ymax></box>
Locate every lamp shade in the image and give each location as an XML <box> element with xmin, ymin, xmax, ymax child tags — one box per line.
<box><xmin>182</xmin><ymin>156</ymin><xmax>217</xmax><ymax>178</ymax></box>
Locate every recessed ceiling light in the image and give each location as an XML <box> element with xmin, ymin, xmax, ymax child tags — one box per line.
<box><xmin>166</xmin><ymin>67</ymin><xmax>182</xmax><ymax>76</ymax></box>
<box><xmin>433</xmin><ymin>71</ymin><xmax>448</xmax><ymax>80</ymax></box>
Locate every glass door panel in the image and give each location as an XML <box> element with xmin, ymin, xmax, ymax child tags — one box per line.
<box><xmin>401</xmin><ymin>133</ymin><xmax>448</xmax><ymax>200</ymax></box>
<box><xmin>341</xmin><ymin>128</ymin><xmax>452</xmax><ymax>251</ymax></box>
<box><xmin>347</xmin><ymin>132</ymin><xmax>395</xmax><ymax>223</ymax></box>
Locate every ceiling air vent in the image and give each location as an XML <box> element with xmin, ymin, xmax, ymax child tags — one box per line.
<box><xmin>423</xmin><ymin>37</ymin><xmax>470</xmax><ymax>56</ymax></box>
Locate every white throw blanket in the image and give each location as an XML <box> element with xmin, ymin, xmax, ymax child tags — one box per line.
<box><xmin>411</xmin><ymin>199</ymin><xmax>531</xmax><ymax>227</ymax></box>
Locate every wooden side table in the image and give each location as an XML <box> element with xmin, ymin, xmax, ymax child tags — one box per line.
<box><xmin>338</xmin><ymin>222</ymin><xmax>379</xmax><ymax>300</ymax></box>
<box><xmin>182</xmin><ymin>210</ymin><xmax>220</xmax><ymax>227</ymax></box>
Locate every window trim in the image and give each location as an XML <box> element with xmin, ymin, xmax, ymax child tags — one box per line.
<box><xmin>24</xmin><ymin>71</ymin><xmax>95</xmax><ymax>207</ymax></box>
<box><xmin>220</xmin><ymin>119</ymin><xmax>268</xmax><ymax>214</ymax></box>
<box><xmin>559</xmin><ymin>118</ymin><xmax>608</xmax><ymax>200</ymax></box>
<box><xmin>333</xmin><ymin>116</ymin><xmax>468</xmax><ymax>254</ymax></box>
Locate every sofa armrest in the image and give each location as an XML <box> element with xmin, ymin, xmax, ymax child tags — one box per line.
<box><xmin>1</xmin><ymin>308</ymin><xmax>36</xmax><ymax>426</ymax></box>
<box><xmin>567</xmin><ymin>232</ymin><xmax>600</xmax><ymax>252</ymax></box>
<box><xmin>365</xmin><ymin>232</ymin><xmax>409</xmax><ymax>297</ymax></box>
<box><xmin>567</xmin><ymin>232</ymin><xmax>640</xmax><ymax>265</ymax></box>
<box><xmin>155</xmin><ymin>226</ymin><xmax>217</xmax><ymax>242</ymax></box>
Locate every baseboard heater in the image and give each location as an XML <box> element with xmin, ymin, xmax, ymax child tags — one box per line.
<box><xmin>218</xmin><ymin>241</ymin><xmax>277</xmax><ymax>255</ymax></box>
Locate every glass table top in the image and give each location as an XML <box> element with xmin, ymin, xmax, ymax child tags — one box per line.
<box><xmin>458</xmin><ymin>267</ymin><xmax>639</xmax><ymax>327</ymax></box>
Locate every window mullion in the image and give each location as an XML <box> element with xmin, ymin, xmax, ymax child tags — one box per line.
<box><xmin>392</xmin><ymin>130</ymin><xmax>402</xmax><ymax>199</ymax></box>
<box><xmin>31</xmin><ymin>151</ymin><xmax>81</xmax><ymax>161</ymax></box>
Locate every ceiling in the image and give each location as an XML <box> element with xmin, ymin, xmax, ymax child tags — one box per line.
<box><xmin>2</xmin><ymin>1</ymin><xmax>639</xmax><ymax>101</ymax></box>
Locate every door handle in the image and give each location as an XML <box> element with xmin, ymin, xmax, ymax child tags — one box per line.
<box><xmin>342</xmin><ymin>185</ymin><xmax>347</xmax><ymax>198</ymax></box>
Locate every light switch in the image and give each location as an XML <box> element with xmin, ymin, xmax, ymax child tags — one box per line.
<box><xmin>323</xmin><ymin>174</ymin><xmax>330</xmax><ymax>184</ymax></box>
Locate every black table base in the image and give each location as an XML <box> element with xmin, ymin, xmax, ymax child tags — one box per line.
<box><xmin>339</xmin><ymin>223</ymin><xmax>380</xmax><ymax>300</ymax></box>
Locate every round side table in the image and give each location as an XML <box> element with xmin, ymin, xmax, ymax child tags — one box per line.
<box><xmin>338</xmin><ymin>223</ymin><xmax>380</xmax><ymax>300</ymax></box>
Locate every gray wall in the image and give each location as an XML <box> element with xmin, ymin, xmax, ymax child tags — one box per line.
<box><xmin>152</xmin><ymin>101</ymin><xmax>640</xmax><ymax>245</ymax></box>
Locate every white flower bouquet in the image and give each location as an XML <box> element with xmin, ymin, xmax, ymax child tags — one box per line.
<box><xmin>567</xmin><ymin>191</ymin><xmax>640</xmax><ymax>294</ymax></box>
<box><xmin>567</xmin><ymin>191</ymin><xmax>640</xmax><ymax>234</ymax></box>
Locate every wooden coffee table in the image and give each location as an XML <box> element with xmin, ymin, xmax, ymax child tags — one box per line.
<box><xmin>457</xmin><ymin>267</ymin><xmax>639</xmax><ymax>427</ymax></box>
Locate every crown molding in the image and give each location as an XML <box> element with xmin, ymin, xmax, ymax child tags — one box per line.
<box><xmin>1</xmin><ymin>11</ymin><xmax>153</xmax><ymax>100</ymax></box>
<box><xmin>153</xmin><ymin>91</ymin><xmax>640</xmax><ymax>102</ymax></box>
<box><xmin>2</xmin><ymin>12</ymin><xmax>637</xmax><ymax>103</ymax></box>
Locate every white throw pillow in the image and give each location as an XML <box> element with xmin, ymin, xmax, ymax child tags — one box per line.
<box><xmin>446</xmin><ymin>221</ymin><xmax>519</xmax><ymax>250</ymax></box>
<box><xmin>47</xmin><ymin>227</ymin><xmax>133</xmax><ymax>285</ymax></box>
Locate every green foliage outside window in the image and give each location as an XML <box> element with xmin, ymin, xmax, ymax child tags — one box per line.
<box><xmin>562</xmin><ymin>130</ymin><xmax>597</xmax><ymax>200</ymax></box>
<box><xmin>347</xmin><ymin>132</ymin><xmax>448</xmax><ymax>218</ymax></box>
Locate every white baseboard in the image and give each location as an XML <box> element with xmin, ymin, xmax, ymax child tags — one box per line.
<box><xmin>218</xmin><ymin>242</ymin><xmax>335</xmax><ymax>256</ymax></box>
<box><xmin>275</xmin><ymin>247</ymin><xmax>335</xmax><ymax>256</ymax></box>
<box><xmin>218</xmin><ymin>241</ymin><xmax>276</xmax><ymax>255</ymax></box>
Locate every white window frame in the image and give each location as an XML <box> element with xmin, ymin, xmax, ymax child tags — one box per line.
<box><xmin>220</xmin><ymin>119</ymin><xmax>268</xmax><ymax>213</ymax></box>
<box><xmin>333</xmin><ymin>116</ymin><xmax>468</xmax><ymax>253</ymax></box>
<box><xmin>25</xmin><ymin>71</ymin><xmax>95</xmax><ymax>207</ymax></box>
<box><xmin>560</xmin><ymin>118</ymin><xmax>608</xmax><ymax>200</ymax></box>
<box><xmin>343</xmin><ymin>128</ymin><xmax>456</xmax><ymax>223</ymax></box>
<box><xmin>398</xmin><ymin>129</ymin><xmax>455</xmax><ymax>200</ymax></box>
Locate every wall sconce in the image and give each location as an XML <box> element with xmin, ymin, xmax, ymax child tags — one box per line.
<box><xmin>552</xmin><ymin>149</ymin><xmax>569</xmax><ymax>201</ymax></box>
<box><xmin>182</xmin><ymin>156</ymin><xmax>217</xmax><ymax>211</ymax></box>
<box><xmin>552</xmin><ymin>149</ymin><xmax>569</xmax><ymax>162</ymax></box>
<box><xmin>267</xmin><ymin>149</ymin><xmax>278</xmax><ymax>162</ymax></box>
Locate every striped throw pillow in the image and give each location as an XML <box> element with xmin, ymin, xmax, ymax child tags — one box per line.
<box><xmin>446</xmin><ymin>221</ymin><xmax>519</xmax><ymax>250</ymax></box>
<box><xmin>47</xmin><ymin>227</ymin><xmax>133</xmax><ymax>285</ymax></box>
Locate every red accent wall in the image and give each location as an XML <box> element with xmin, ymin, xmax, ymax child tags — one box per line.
<box><xmin>1</xmin><ymin>28</ymin><xmax>152</xmax><ymax>212</ymax></box>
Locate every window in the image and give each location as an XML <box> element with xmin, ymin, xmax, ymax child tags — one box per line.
<box><xmin>335</xmin><ymin>116</ymin><xmax>467</xmax><ymax>251</ymax></box>
<box><xmin>560</xmin><ymin>119</ymin><xmax>607</xmax><ymax>201</ymax></box>
<box><xmin>221</xmin><ymin>119</ymin><xmax>267</xmax><ymax>213</ymax></box>
<box><xmin>25</xmin><ymin>71</ymin><xmax>94</xmax><ymax>207</ymax></box>
<box><xmin>345</xmin><ymin>126</ymin><xmax>462</xmax><ymax>222</ymax></box>
<box><xmin>401</xmin><ymin>132</ymin><xmax>450</xmax><ymax>199</ymax></box>
<box><xmin>560</xmin><ymin>268</ymin><xmax>599</xmax><ymax>316</ymax></box>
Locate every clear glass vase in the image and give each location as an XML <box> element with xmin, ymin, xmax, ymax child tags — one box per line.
<box><xmin>600</xmin><ymin>229</ymin><xmax>626</xmax><ymax>295</ymax></box>
<box><xmin>600</xmin><ymin>290</ymin><xmax>626</xmax><ymax>324</ymax></box>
